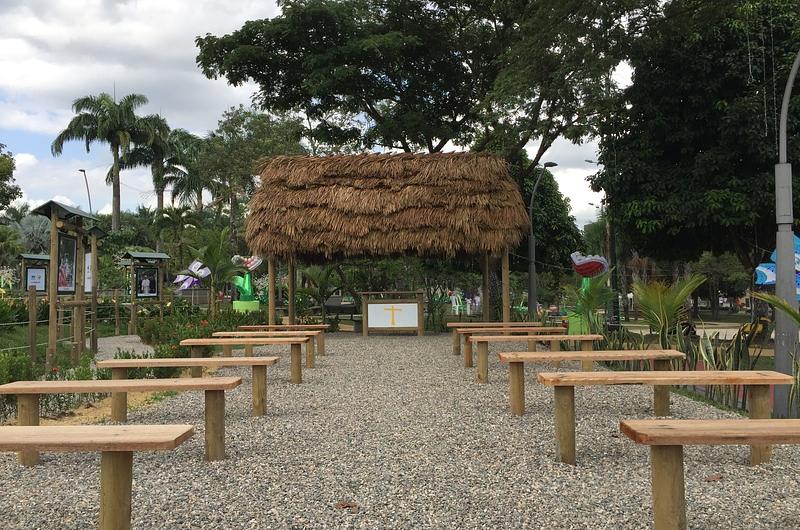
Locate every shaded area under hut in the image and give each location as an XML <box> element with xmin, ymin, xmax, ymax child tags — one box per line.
<box><xmin>245</xmin><ymin>152</ymin><xmax>529</xmax><ymax>326</ymax></box>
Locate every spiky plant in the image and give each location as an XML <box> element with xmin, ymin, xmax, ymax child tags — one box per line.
<box><xmin>562</xmin><ymin>270</ymin><xmax>615</xmax><ymax>334</ymax></box>
<box><xmin>633</xmin><ymin>274</ymin><xmax>705</xmax><ymax>348</ymax></box>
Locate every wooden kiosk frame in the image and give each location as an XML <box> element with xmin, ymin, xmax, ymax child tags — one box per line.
<box><xmin>120</xmin><ymin>251</ymin><xmax>170</xmax><ymax>334</ymax></box>
<box><xmin>360</xmin><ymin>291</ymin><xmax>424</xmax><ymax>336</ymax></box>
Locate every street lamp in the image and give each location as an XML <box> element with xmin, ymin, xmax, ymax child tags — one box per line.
<box><xmin>772</xmin><ymin>48</ymin><xmax>800</xmax><ymax>418</ymax></box>
<box><xmin>78</xmin><ymin>169</ymin><xmax>93</xmax><ymax>215</ymax></box>
<box><xmin>528</xmin><ymin>161</ymin><xmax>558</xmax><ymax>321</ymax></box>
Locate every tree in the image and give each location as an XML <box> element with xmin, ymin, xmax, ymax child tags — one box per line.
<box><xmin>692</xmin><ymin>251</ymin><xmax>750</xmax><ymax>319</ymax></box>
<box><xmin>188</xmin><ymin>227</ymin><xmax>244</xmax><ymax>317</ymax></box>
<box><xmin>0</xmin><ymin>143</ymin><xmax>21</xmax><ymax>212</ymax></box>
<box><xmin>195</xmin><ymin>0</ymin><xmax>660</xmax><ymax>169</ymax></box>
<box><xmin>198</xmin><ymin>106</ymin><xmax>305</xmax><ymax>245</ymax></box>
<box><xmin>51</xmin><ymin>93</ymin><xmax>158</xmax><ymax>230</ymax></box>
<box><xmin>163</xmin><ymin>130</ymin><xmax>209</xmax><ymax>211</ymax></box>
<box><xmin>590</xmin><ymin>0</ymin><xmax>800</xmax><ymax>270</ymax></box>
<box><xmin>301</xmin><ymin>265</ymin><xmax>339</xmax><ymax>322</ymax></box>
<box><xmin>156</xmin><ymin>205</ymin><xmax>198</xmax><ymax>269</ymax></box>
<box><xmin>0</xmin><ymin>225</ymin><xmax>23</xmax><ymax>267</ymax></box>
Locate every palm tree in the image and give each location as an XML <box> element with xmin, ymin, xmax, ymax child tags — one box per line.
<box><xmin>51</xmin><ymin>92</ymin><xmax>153</xmax><ymax>230</ymax></box>
<box><xmin>187</xmin><ymin>227</ymin><xmax>244</xmax><ymax>317</ymax></box>
<box><xmin>301</xmin><ymin>265</ymin><xmax>339</xmax><ymax>323</ymax></box>
<box><xmin>633</xmin><ymin>274</ymin><xmax>706</xmax><ymax>348</ymax></box>
<box><xmin>563</xmin><ymin>271</ymin><xmax>616</xmax><ymax>333</ymax></box>
<box><xmin>164</xmin><ymin>131</ymin><xmax>209</xmax><ymax>212</ymax></box>
<box><xmin>156</xmin><ymin>205</ymin><xmax>197</xmax><ymax>269</ymax></box>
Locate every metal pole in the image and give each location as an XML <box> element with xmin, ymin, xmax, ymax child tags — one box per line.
<box><xmin>79</xmin><ymin>169</ymin><xmax>92</xmax><ymax>215</ymax></box>
<box><xmin>527</xmin><ymin>162</ymin><xmax>557</xmax><ymax>321</ymax></box>
<box><xmin>773</xmin><ymin>48</ymin><xmax>800</xmax><ymax>418</ymax></box>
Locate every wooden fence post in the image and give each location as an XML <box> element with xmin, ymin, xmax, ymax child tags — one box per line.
<box><xmin>27</xmin><ymin>286</ymin><xmax>37</xmax><ymax>362</ymax></box>
<box><xmin>114</xmin><ymin>289</ymin><xmax>120</xmax><ymax>336</ymax></box>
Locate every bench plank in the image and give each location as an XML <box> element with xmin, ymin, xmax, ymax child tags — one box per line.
<box><xmin>456</xmin><ymin>327</ymin><xmax>566</xmax><ymax>334</ymax></box>
<box><xmin>0</xmin><ymin>377</ymin><xmax>242</xmax><ymax>394</ymax></box>
<box><xmin>239</xmin><ymin>324</ymin><xmax>329</xmax><ymax>330</ymax></box>
<box><xmin>0</xmin><ymin>425</ymin><xmax>194</xmax><ymax>451</ymax></box>
<box><xmin>212</xmin><ymin>331</ymin><xmax>320</xmax><ymax>336</ymax></box>
<box><xmin>447</xmin><ymin>322</ymin><xmax>546</xmax><ymax>328</ymax></box>
<box><xmin>538</xmin><ymin>370</ymin><xmax>793</xmax><ymax>386</ymax></box>
<box><xmin>180</xmin><ymin>337</ymin><xmax>308</xmax><ymax>346</ymax></box>
<box><xmin>621</xmin><ymin>419</ymin><xmax>800</xmax><ymax>446</ymax></box>
<box><xmin>469</xmin><ymin>334</ymin><xmax>601</xmax><ymax>342</ymax></box>
<box><xmin>500</xmin><ymin>350</ymin><xmax>685</xmax><ymax>363</ymax></box>
<box><xmin>97</xmin><ymin>357</ymin><xmax>279</xmax><ymax>368</ymax></box>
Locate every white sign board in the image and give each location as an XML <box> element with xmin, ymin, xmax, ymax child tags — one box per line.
<box><xmin>84</xmin><ymin>252</ymin><xmax>92</xmax><ymax>293</ymax></box>
<box><xmin>367</xmin><ymin>302</ymin><xmax>419</xmax><ymax>328</ymax></box>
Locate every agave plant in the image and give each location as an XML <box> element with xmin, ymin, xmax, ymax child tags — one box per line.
<box><xmin>752</xmin><ymin>291</ymin><xmax>800</xmax><ymax>410</ymax></box>
<box><xmin>562</xmin><ymin>270</ymin><xmax>615</xmax><ymax>334</ymax></box>
<box><xmin>632</xmin><ymin>274</ymin><xmax>705</xmax><ymax>348</ymax></box>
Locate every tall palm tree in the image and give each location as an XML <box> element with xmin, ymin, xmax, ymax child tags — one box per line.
<box><xmin>51</xmin><ymin>92</ymin><xmax>152</xmax><ymax>230</ymax></box>
<box><xmin>116</xmin><ymin>116</ymin><xmax>173</xmax><ymax>214</ymax></box>
<box><xmin>155</xmin><ymin>205</ymin><xmax>197</xmax><ymax>268</ymax></box>
<box><xmin>164</xmin><ymin>131</ymin><xmax>209</xmax><ymax>212</ymax></box>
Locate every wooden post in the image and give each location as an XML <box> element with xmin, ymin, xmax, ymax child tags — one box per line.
<box><xmin>318</xmin><ymin>332</ymin><xmax>326</xmax><ymax>356</ymax></box>
<box><xmin>482</xmin><ymin>253</ymin><xmax>491</xmax><ymax>321</ymax></box>
<box><xmin>73</xmin><ymin>227</ymin><xmax>85</xmax><ymax>362</ymax></box>
<box><xmin>527</xmin><ymin>330</ymin><xmax>536</xmax><ymax>352</ymax></box>
<box><xmin>650</xmin><ymin>445</ymin><xmax>687</xmax><ymax>530</ymax></box>
<box><xmin>509</xmin><ymin>361</ymin><xmax>525</xmax><ymax>415</ymax></box>
<box><xmin>114</xmin><ymin>288</ymin><xmax>120</xmax><ymax>336</ymax></box>
<box><xmin>99</xmin><ymin>451</ymin><xmax>133</xmax><ymax>530</ymax></box>
<box><xmin>190</xmin><ymin>345</ymin><xmax>203</xmax><ymax>378</ymax></box>
<box><xmin>223</xmin><ymin>345</ymin><xmax>233</xmax><ymax>357</ymax></box>
<box><xmin>204</xmin><ymin>390</ymin><xmax>226</xmax><ymax>461</ymax></box>
<box><xmin>580</xmin><ymin>339</ymin><xmax>594</xmax><ymax>371</ymax></box>
<box><xmin>452</xmin><ymin>329</ymin><xmax>460</xmax><ymax>356</ymax></box>
<box><xmin>464</xmin><ymin>333</ymin><xmax>473</xmax><ymax>368</ymax></box>
<box><xmin>554</xmin><ymin>386</ymin><xmax>576</xmax><ymax>465</ymax></box>
<box><xmin>90</xmin><ymin>234</ymin><xmax>99</xmax><ymax>353</ymax></box>
<box><xmin>305</xmin><ymin>338</ymin><xmax>315</xmax><ymax>368</ymax></box>
<box><xmin>290</xmin><ymin>343</ymin><xmax>302</xmax><ymax>384</ymax></box>
<box><xmin>128</xmin><ymin>263</ymin><xmax>136</xmax><ymax>335</ymax></box>
<box><xmin>477</xmin><ymin>341</ymin><xmax>489</xmax><ymax>383</ymax></box>
<box><xmin>267</xmin><ymin>257</ymin><xmax>276</xmax><ymax>326</ymax></box>
<box><xmin>111</xmin><ymin>368</ymin><xmax>128</xmax><ymax>422</ymax></box>
<box><xmin>158</xmin><ymin>262</ymin><xmax>164</xmax><ymax>322</ymax></box>
<box><xmin>362</xmin><ymin>295</ymin><xmax>369</xmax><ymax>337</ymax></box>
<box><xmin>417</xmin><ymin>291</ymin><xmax>424</xmax><ymax>336</ymax></box>
<box><xmin>46</xmin><ymin>210</ymin><xmax>58</xmax><ymax>368</ymax></box>
<box><xmin>749</xmin><ymin>385</ymin><xmax>771</xmax><ymax>465</ymax></box>
<box><xmin>28</xmin><ymin>286</ymin><xmax>37</xmax><ymax>362</ymax></box>
<box><xmin>550</xmin><ymin>339</ymin><xmax>561</xmax><ymax>369</ymax></box>
<box><xmin>245</xmin><ymin>344</ymin><xmax>253</xmax><ymax>356</ymax></box>
<box><xmin>17</xmin><ymin>393</ymin><xmax>40</xmax><ymax>466</ymax></box>
<box><xmin>502</xmin><ymin>249</ymin><xmax>510</xmax><ymax>323</ymax></box>
<box><xmin>653</xmin><ymin>359</ymin><xmax>671</xmax><ymax>416</ymax></box>
<box><xmin>252</xmin><ymin>365</ymin><xmax>267</xmax><ymax>416</ymax></box>
<box><xmin>287</xmin><ymin>258</ymin><xmax>296</xmax><ymax>325</ymax></box>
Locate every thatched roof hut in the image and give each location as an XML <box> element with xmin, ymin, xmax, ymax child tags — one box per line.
<box><xmin>245</xmin><ymin>152</ymin><xmax>528</xmax><ymax>260</ymax></box>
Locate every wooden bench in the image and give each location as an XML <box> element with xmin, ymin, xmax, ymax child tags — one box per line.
<box><xmin>621</xmin><ymin>419</ymin><xmax>800</xmax><ymax>530</ymax></box>
<box><xmin>239</xmin><ymin>324</ymin><xmax>329</xmax><ymax>355</ymax></box>
<box><xmin>468</xmin><ymin>334</ymin><xmax>602</xmax><ymax>383</ymax></box>
<box><xmin>180</xmin><ymin>337</ymin><xmax>309</xmax><ymax>384</ymax></box>
<box><xmin>456</xmin><ymin>327</ymin><xmax>567</xmax><ymax>366</ymax></box>
<box><xmin>97</xmin><ymin>357</ymin><xmax>279</xmax><ymax>418</ymax></box>
<box><xmin>0</xmin><ymin>424</ymin><xmax>194</xmax><ymax>530</ymax></box>
<box><xmin>446</xmin><ymin>321</ymin><xmax>549</xmax><ymax>355</ymax></box>
<box><xmin>537</xmin><ymin>370</ymin><xmax>793</xmax><ymax>465</ymax></box>
<box><xmin>0</xmin><ymin>377</ymin><xmax>241</xmax><ymax>464</ymax></box>
<box><xmin>212</xmin><ymin>330</ymin><xmax>321</xmax><ymax>366</ymax></box>
<box><xmin>499</xmin><ymin>350</ymin><xmax>686</xmax><ymax>415</ymax></box>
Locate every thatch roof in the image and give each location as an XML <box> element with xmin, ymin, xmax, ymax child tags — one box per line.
<box><xmin>245</xmin><ymin>152</ymin><xmax>528</xmax><ymax>260</ymax></box>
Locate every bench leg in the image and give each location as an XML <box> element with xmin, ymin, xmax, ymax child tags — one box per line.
<box><xmin>749</xmin><ymin>385</ymin><xmax>771</xmax><ymax>465</ymax></box>
<box><xmin>290</xmin><ymin>343</ymin><xmax>302</xmax><ymax>384</ymax></box>
<box><xmin>17</xmin><ymin>393</ymin><xmax>39</xmax><ymax>466</ymax></box>
<box><xmin>318</xmin><ymin>333</ymin><xmax>326</xmax><ymax>356</ymax></box>
<box><xmin>464</xmin><ymin>336</ymin><xmax>473</xmax><ymax>368</ymax></box>
<box><xmin>306</xmin><ymin>339</ymin><xmax>315</xmax><ymax>369</ymax></box>
<box><xmin>554</xmin><ymin>386</ymin><xmax>576</xmax><ymax>465</ymax></box>
<box><xmin>509</xmin><ymin>362</ymin><xmax>525</xmax><ymax>415</ymax></box>
<box><xmin>650</xmin><ymin>445</ymin><xmax>687</xmax><ymax>530</ymax></box>
<box><xmin>245</xmin><ymin>344</ymin><xmax>254</xmax><ymax>356</ymax></box>
<box><xmin>204</xmin><ymin>390</ymin><xmax>226</xmax><ymax>461</ymax></box>
<box><xmin>223</xmin><ymin>345</ymin><xmax>233</xmax><ymax>357</ymax></box>
<box><xmin>100</xmin><ymin>450</ymin><xmax>133</xmax><ymax>530</ymax></box>
<box><xmin>477</xmin><ymin>341</ymin><xmax>489</xmax><ymax>384</ymax></box>
<box><xmin>190</xmin><ymin>345</ymin><xmax>203</xmax><ymax>378</ymax></box>
<box><xmin>527</xmin><ymin>331</ymin><xmax>535</xmax><ymax>353</ymax></box>
<box><xmin>550</xmin><ymin>339</ymin><xmax>561</xmax><ymax>370</ymax></box>
<box><xmin>252</xmin><ymin>365</ymin><xmax>267</xmax><ymax>417</ymax></box>
<box><xmin>111</xmin><ymin>368</ymin><xmax>128</xmax><ymax>423</ymax></box>
<box><xmin>653</xmin><ymin>359</ymin><xmax>671</xmax><ymax>416</ymax></box>
<box><xmin>580</xmin><ymin>340</ymin><xmax>593</xmax><ymax>371</ymax></box>
<box><xmin>452</xmin><ymin>329</ymin><xmax>460</xmax><ymax>356</ymax></box>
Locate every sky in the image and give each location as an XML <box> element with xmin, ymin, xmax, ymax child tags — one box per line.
<box><xmin>0</xmin><ymin>0</ymin><xmax>610</xmax><ymax>228</ymax></box>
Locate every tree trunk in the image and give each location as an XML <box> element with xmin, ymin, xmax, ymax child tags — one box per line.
<box><xmin>710</xmin><ymin>278</ymin><xmax>720</xmax><ymax>320</ymax></box>
<box><xmin>229</xmin><ymin>193</ymin><xmax>238</xmax><ymax>247</ymax></box>
<box><xmin>111</xmin><ymin>146</ymin><xmax>121</xmax><ymax>231</ymax></box>
<box><xmin>196</xmin><ymin>189</ymin><xmax>203</xmax><ymax>212</ymax></box>
<box><xmin>155</xmin><ymin>186</ymin><xmax>165</xmax><ymax>252</ymax></box>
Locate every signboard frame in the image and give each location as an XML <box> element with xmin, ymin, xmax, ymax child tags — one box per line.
<box><xmin>360</xmin><ymin>291</ymin><xmax>424</xmax><ymax>337</ymax></box>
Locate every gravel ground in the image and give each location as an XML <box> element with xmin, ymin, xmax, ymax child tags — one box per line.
<box><xmin>95</xmin><ymin>334</ymin><xmax>154</xmax><ymax>361</ymax></box>
<box><xmin>2</xmin><ymin>334</ymin><xmax>799</xmax><ymax>529</ymax></box>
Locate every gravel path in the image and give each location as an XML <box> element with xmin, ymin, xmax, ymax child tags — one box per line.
<box><xmin>2</xmin><ymin>334</ymin><xmax>799</xmax><ymax>529</ymax></box>
<box><xmin>95</xmin><ymin>334</ymin><xmax>154</xmax><ymax>361</ymax></box>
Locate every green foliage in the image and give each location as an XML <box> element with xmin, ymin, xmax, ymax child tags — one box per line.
<box><xmin>563</xmin><ymin>271</ymin><xmax>615</xmax><ymax>333</ymax></box>
<box><xmin>0</xmin><ymin>225</ymin><xmax>23</xmax><ymax>267</ymax></box>
<box><xmin>0</xmin><ymin>143</ymin><xmax>21</xmax><ymax>211</ymax></box>
<box><xmin>301</xmin><ymin>265</ymin><xmax>339</xmax><ymax>322</ymax></box>
<box><xmin>187</xmin><ymin>227</ymin><xmax>245</xmax><ymax>316</ymax></box>
<box><xmin>633</xmin><ymin>274</ymin><xmax>706</xmax><ymax>348</ymax></box>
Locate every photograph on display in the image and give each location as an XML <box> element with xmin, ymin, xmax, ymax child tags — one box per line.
<box><xmin>135</xmin><ymin>267</ymin><xmax>159</xmax><ymax>298</ymax></box>
<box><xmin>57</xmin><ymin>234</ymin><xmax>77</xmax><ymax>294</ymax></box>
<box><xmin>26</xmin><ymin>267</ymin><xmax>47</xmax><ymax>292</ymax></box>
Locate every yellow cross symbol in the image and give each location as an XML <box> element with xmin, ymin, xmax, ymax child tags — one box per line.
<box><xmin>384</xmin><ymin>305</ymin><xmax>402</xmax><ymax>326</ymax></box>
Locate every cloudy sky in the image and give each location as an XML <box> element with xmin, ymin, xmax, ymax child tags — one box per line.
<box><xmin>1</xmin><ymin>0</ymin><xmax>606</xmax><ymax>227</ymax></box>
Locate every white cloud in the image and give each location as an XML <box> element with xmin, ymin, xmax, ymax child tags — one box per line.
<box><xmin>97</xmin><ymin>203</ymin><xmax>112</xmax><ymax>215</ymax></box>
<box><xmin>51</xmin><ymin>194</ymin><xmax>76</xmax><ymax>207</ymax></box>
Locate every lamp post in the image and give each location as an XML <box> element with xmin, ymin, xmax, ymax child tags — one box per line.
<box><xmin>528</xmin><ymin>161</ymin><xmax>558</xmax><ymax>321</ymax></box>
<box><xmin>78</xmin><ymin>169</ymin><xmax>93</xmax><ymax>215</ymax></box>
<box><xmin>773</xmin><ymin>48</ymin><xmax>800</xmax><ymax>418</ymax></box>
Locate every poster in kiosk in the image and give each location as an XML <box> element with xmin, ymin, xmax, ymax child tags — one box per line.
<box><xmin>361</xmin><ymin>291</ymin><xmax>424</xmax><ymax>336</ymax></box>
